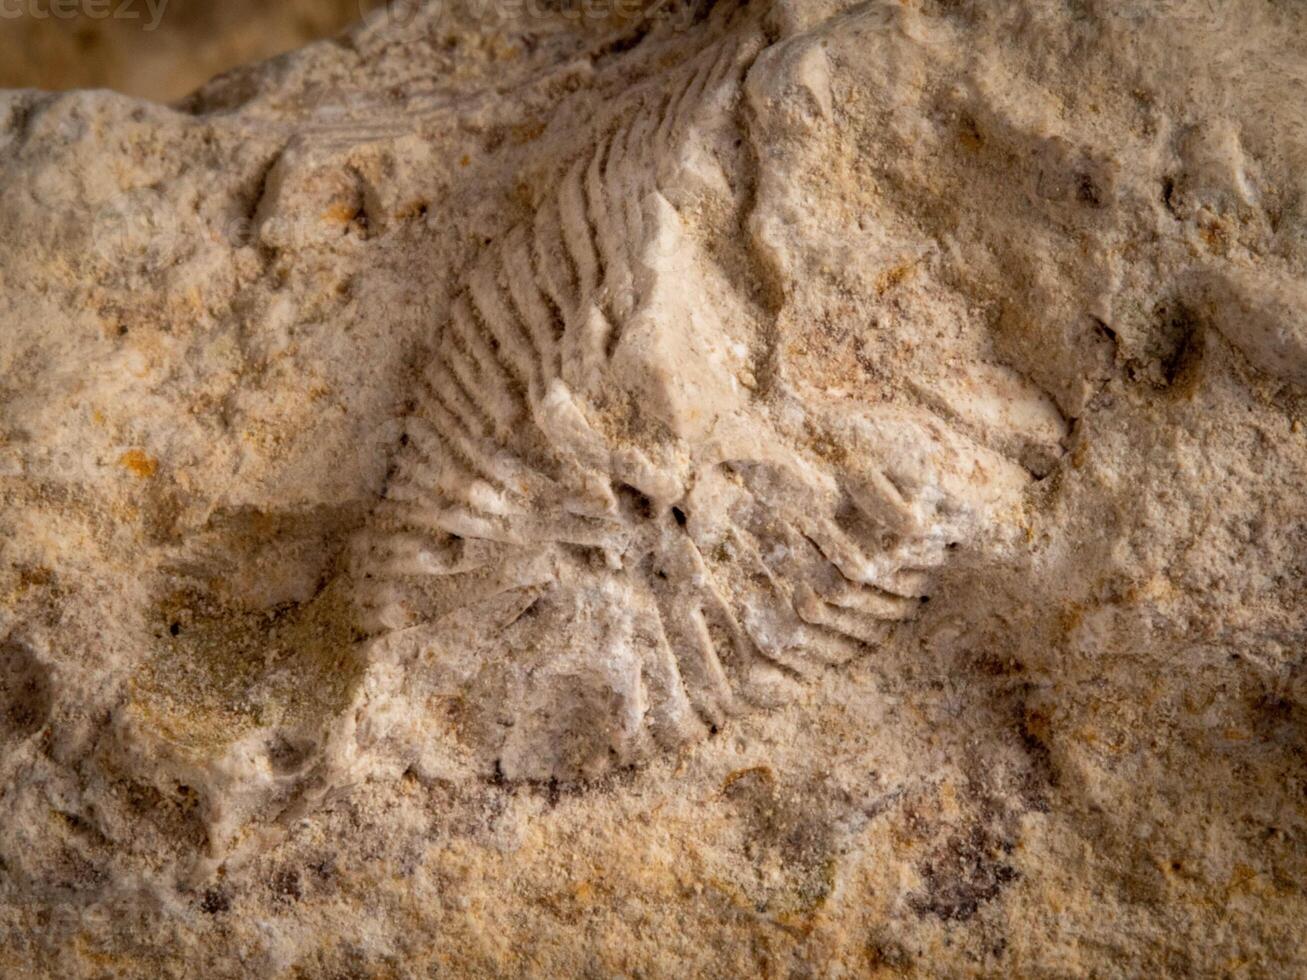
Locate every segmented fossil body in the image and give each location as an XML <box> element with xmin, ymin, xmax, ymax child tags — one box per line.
<box><xmin>351</xmin><ymin>15</ymin><xmax>1048</xmax><ymax>782</ymax></box>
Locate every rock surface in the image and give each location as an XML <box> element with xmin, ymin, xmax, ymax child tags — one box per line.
<box><xmin>2</xmin><ymin>0</ymin><xmax>1306</xmax><ymax>975</ymax></box>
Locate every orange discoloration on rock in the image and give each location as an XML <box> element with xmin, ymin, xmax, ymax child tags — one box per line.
<box><xmin>322</xmin><ymin>202</ymin><xmax>358</xmax><ymax>224</ymax></box>
<box><xmin>119</xmin><ymin>449</ymin><xmax>157</xmax><ymax>478</ymax></box>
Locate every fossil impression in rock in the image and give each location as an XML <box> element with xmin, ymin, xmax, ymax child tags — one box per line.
<box><xmin>9</xmin><ymin>4</ymin><xmax>1307</xmax><ymax>972</ymax></box>
<box><xmin>349</xmin><ymin>12</ymin><xmax>1062</xmax><ymax>784</ymax></box>
<box><xmin>83</xmin><ymin>3</ymin><xmax>1118</xmax><ymax>853</ymax></box>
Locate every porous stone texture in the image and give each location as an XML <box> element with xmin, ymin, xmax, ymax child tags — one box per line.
<box><xmin>2</xmin><ymin>1</ymin><xmax>1306</xmax><ymax>976</ymax></box>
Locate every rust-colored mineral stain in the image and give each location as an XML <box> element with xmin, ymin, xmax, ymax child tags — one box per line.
<box><xmin>119</xmin><ymin>449</ymin><xmax>157</xmax><ymax>478</ymax></box>
<box><xmin>322</xmin><ymin>202</ymin><xmax>361</xmax><ymax>225</ymax></box>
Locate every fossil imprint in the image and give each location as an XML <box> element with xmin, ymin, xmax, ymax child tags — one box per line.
<box><xmin>348</xmin><ymin>15</ymin><xmax>1052</xmax><ymax>783</ymax></box>
<box><xmin>82</xmin><ymin>0</ymin><xmax>1307</xmax><ymax>853</ymax></box>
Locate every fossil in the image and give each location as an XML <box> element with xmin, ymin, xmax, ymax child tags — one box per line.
<box><xmin>349</xmin><ymin>8</ymin><xmax>1061</xmax><ymax>783</ymax></box>
<box><xmin>7</xmin><ymin>1</ymin><xmax>1307</xmax><ymax>972</ymax></box>
<box><xmin>66</xmin><ymin>3</ymin><xmax>1106</xmax><ymax>854</ymax></box>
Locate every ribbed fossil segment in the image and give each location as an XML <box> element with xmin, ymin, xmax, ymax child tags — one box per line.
<box><xmin>350</xmin><ymin>18</ymin><xmax>1053</xmax><ymax>783</ymax></box>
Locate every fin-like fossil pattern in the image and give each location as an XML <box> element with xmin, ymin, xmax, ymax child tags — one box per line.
<box><xmin>350</xmin><ymin>18</ymin><xmax>1051</xmax><ymax>783</ymax></box>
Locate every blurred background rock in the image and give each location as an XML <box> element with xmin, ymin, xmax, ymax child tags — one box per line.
<box><xmin>0</xmin><ymin>0</ymin><xmax>385</xmax><ymax>101</ymax></box>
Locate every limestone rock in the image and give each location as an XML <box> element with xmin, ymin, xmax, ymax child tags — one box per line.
<box><xmin>1</xmin><ymin>1</ymin><xmax>1305</xmax><ymax>976</ymax></box>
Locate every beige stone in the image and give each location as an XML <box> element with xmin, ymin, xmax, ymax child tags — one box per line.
<box><xmin>1</xmin><ymin>1</ymin><xmax>1305</xmax><ymax>976</ymax></box>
